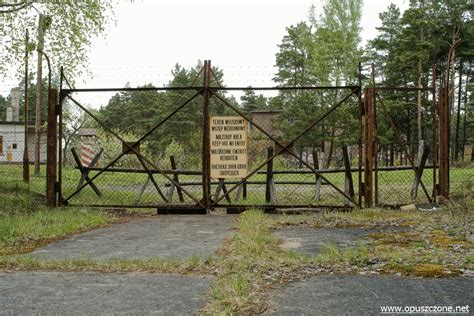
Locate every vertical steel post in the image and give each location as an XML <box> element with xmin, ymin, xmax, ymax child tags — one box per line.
<box><xmin>431</xmin><ymin>65</ymin><xmax>437</xmax><ymax>201</ymax></box>
<box><xmin>46</xmin><ymin>89</ymin><xmax>57</xmax><ymax>206</ymax></box>
<box><xmin>438</xmin><ymin>86</ymin><xmax>449</xmax><ymax>200</ymax></box>
<box><xmin>23</xmin><ymin>30</ymin><xmax>30</xmax><ymax>183</ymax></box>
<box><xmin>202</xmin><ymin>60</ymin><xmax>211</xmax><ymax>212</ymax></box>
<box><xmin>364</xmin><ymin>88</ymin><xmax>373</xmax><ymax>208</ymax></box>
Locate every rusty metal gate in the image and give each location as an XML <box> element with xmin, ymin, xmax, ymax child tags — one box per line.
<box><xmin>50</xmin><ymin>60</ymin><xmax>364</xmax><ymax>212</ymax></box>
<box><xmin>43</xmin><ymin>61</ymin><xmax>450</xmax><ymax>212</ymax></box>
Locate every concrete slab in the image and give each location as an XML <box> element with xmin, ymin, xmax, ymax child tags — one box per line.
<box><xmin>32</xmin><ymin>214</ymin><xmax>235</xmax><ymax>261</ymax></box>
<box><xmin>0</xmin><ymin>272</ymin><xmax>211</xmax><ymax>315</ymax></box>
<box><xmin>276</xmin><ymin>226</ymin><xmax>405</xmax><ymax>255</ymax></box>
<box><xmin>268</xmin><ymin>275</ymin><xmax>474</xmax><ymax>315</ymax></box>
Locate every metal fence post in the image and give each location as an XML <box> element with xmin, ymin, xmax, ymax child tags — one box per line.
<box><xmin>46</xmin><ymin>88</ymin><xmax>58</xmax><ymax>207</ymax></box>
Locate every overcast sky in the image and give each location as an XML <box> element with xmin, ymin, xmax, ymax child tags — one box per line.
<box><xmin>2</xmin><ymin>0</ymin><xmax>409</xmax><ymax>105</ymax></box>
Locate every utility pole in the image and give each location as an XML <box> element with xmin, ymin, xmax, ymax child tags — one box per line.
<box><xmin>34</xmin><ymin>14</ymin><xmax>47</xmax><ymax>175</ymax></box>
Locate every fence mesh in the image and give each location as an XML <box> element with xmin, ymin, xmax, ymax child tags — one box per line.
<box><xmin>1</xmin><ymin>66</ymin><xmax>472</xmax><ymax>209</ymax></box>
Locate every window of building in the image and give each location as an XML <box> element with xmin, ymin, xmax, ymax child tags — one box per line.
<box><xmin>12</xmin><ymin>143</ymin><xmax>17</xmax><ymax>149</ymax></box>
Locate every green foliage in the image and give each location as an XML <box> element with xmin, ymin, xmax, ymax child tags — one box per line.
<box><xmin>0</xmin><ymin>0</ymin><xmax>114</xmax><ymax>79</ymax></box>
<box><xmin>273</xmin><ymin>0</ymin><xmax>362</xmax><ymax>159</ymax></box>
<box><xmin>95</xmin><ymin>128</ymin><xmax>154</xmax><ymax>168</ymax></box>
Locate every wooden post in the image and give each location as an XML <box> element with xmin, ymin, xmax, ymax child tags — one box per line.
<box><xmin>202</xmin><ymin>60</ymin><xmax>211</xmax><ymax>212</ymax></box>
<box><xmin>170</xmin><ymin>155</ymin><xmax>184</xmax><ymax>202</ymax></box>
<box><xmin>343</xmin><ymin>144</ymin><xmax>354</xmax><ymax>206</ymax></box>
<box><xmin>46</xmin><ymin>89</ymin><xmax>57</xmax><ymax>207</ymax></box>
<box><xmin>265</xmin><ymin>146</ymin><xmax>275</xmax><ymax>203</ymax></box>
<box><xmin>411</xmin><ymin>145</ymin><xmax>430</xmax><ymax>200</ymax></box>
<box><xmin>314</xmin><ymin>147</ymin><xmax>324</xmax><ymax>201</ymax></box>
<box><xmin>364</xmin><ymin>88</ymin><xmax>374</xmax><ymax>208</ymax></box>
<box><xmin>439</xmin><ymin>87</ymin><xmax>449</xmax><ymax>200</ymax></box>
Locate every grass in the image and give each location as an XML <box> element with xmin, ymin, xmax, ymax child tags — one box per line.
<box><xmin>203</xmin><ymin>209</ymin><xmax>307</xmax><ymax>314</ymax></box>
<box><xmin>0</xmin><ymin>174</ymin><xmax>472</xmax><ymax>313</ymax></box>
<box><xmin>0</xmin><ymin>255</ymin><xmax>210</xmax><ymax>275</ymax></box>
<box><xmin>0</xmin><ymin>183</ymin><xmax>117</xmax><ymax>256</ymax></box>
<box><xmin>2</xmin><ymin>163</ymin><xmax>473</xmax><ymax>207</ymax></box>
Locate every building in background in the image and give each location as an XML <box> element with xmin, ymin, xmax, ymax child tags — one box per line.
<box><xmin>0</xmin><ymin>87</ymin><xmax>46</xmax><ymax>163</ymax></box>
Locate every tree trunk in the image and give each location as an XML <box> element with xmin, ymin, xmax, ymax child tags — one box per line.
<box><xmin>325</xmin><ymin>127</ymin><xmax>336</xmax><ymax>169</ymax></box>
<box><xmin>34</xmin><ymin>15</ymin><xmax>45</xmax><ymax>175</ymax></box>
<box><xmin>454</xmin><ymin>60</ymin><xmax>463</xmax><ymax>161</ymax></box>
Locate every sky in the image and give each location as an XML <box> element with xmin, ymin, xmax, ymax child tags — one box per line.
<box><xmin>1</xmin><ymin>0</ymin><xmax>410</xmax><ymax>106</ymax></box>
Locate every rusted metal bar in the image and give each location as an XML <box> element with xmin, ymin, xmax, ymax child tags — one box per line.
<box><xmin>46</xmin><ymin>89</ymin><xmax>58</xmax><ymax>207</ymax></box>
<box><xmin>79</xmin><ymin>166</ymin><xmax>201</xmax><ymax>175</ymax></box>
<box><xmin>212</xmin><ymin>85</ymin><xmax>359</xmax><ymax>91</ymax></box>
<box><xmin>364</xmin><ymin>88</ymin><xmax>374</xmax><ymax>208</ymax></box>
<box><xmin>202</xmin><ymin>60</ymin><xmax>211</xmax><ymax>212</ymax></box>
<box><xmin>376</xmin><ymin>93</ymin><xmax>432</xmax><ymax>202</ymax></box>
<box><xmin>165</xmin><ymin>180</ymin><xmax>330</xmax><ymax>186</ymax></box>
<box><xmin>64</xmin><ymin>93</ymin><xmax>204</xmax><ymax>207</ymax></box>
<box><xmin>170</xmin><ymin>155</ymin><xmax>184</xmax><ymax>202</ymax></box>
<box><xmin>63</xmin><ymin>87</ymin><xmax>204</xmax><ymax>93</ymax></box>
<box><xmin>66</xmin><ymin>203</ymin><xmax>353</xmax><ymax>210</ymax></box>
<box><xmin>210</xmin><ymin>88</ymin><xmax>359</xmax><ymax>207</ymax></box>
<box><xmin>411</xmin><ymin>145</ymin><xmax>430</xmax><ymax>200</ymax></box>
<box><xmin>80</xmin><ymin>164</ymin><xmax>437</xmax><ymax>175</ymax></box>
<box><xmin>438</xmin><ymin>86</ymin><xmax>449</xmax><ymax>200</ymax></box>
<box><xmin>23</xmin><ymin>30</ymin><xmax>30</xmax><ymax>183</ymax></box>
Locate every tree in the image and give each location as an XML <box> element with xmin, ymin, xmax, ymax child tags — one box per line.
<box><xmin>240</xmin><ymin>89</ymin><xmax>268</xmax><ymax>115</ymax></box>
<box><xmin>0</xmin><ymin>0</ymin><xmax>114</xmax><ymax>79</ymax></box>
<box><xmin>274</xmin><ymin>22</ymin><xmax>314</xmax><ymax>87</ymax></box>
<box><xmin>98</xmin><ymin>61</ymin><xmax>232</xmax><ymax>167</ymax></box>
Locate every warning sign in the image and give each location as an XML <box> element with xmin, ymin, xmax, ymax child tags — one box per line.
<box><xmin>210</xmin><ymin>116</ymin><xmax>248</xmax><ymax>179</ymax></box>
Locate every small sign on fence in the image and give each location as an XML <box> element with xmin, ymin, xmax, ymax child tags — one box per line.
<box><xmin>210</xmin><ymin>116</ymin><xmax>248</xmax><ymax>179</ymax></box>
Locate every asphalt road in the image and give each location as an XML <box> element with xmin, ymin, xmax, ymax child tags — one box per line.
<box><xmin>0</xmin><ymin>272</ymin><xmax>212</xmax><ymax>315</ymax></box>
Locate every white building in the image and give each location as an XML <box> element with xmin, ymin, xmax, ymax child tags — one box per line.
<box><xmin>0</xmin><ymin>122</ymin><xmax>47</xmax><ymax>163</ymax></box>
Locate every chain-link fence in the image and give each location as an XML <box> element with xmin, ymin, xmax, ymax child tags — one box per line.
<box><xmin>449</xmin><ymin>143</ymin><xmax>474</xmax><ymax>198</ymax></box>
<box><xmin>2</xmin><ymin>62</ymin><xmax>470</xmax><ymax>210</ymax></box>
<box><xmin>0</xmin><ymin>129</ymin><xmax>47</xmax><ymax>195</ymax></box>
<box><xmin>374</xmin><ymin>88</ymin><xmax>437</xmax><ymax>206</ymax></box>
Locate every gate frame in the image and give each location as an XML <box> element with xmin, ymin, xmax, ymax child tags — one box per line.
<box><xmin>46</xmin><ymin>60</ymin><xmax>451</xmax><ymax>211</ymax></box>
